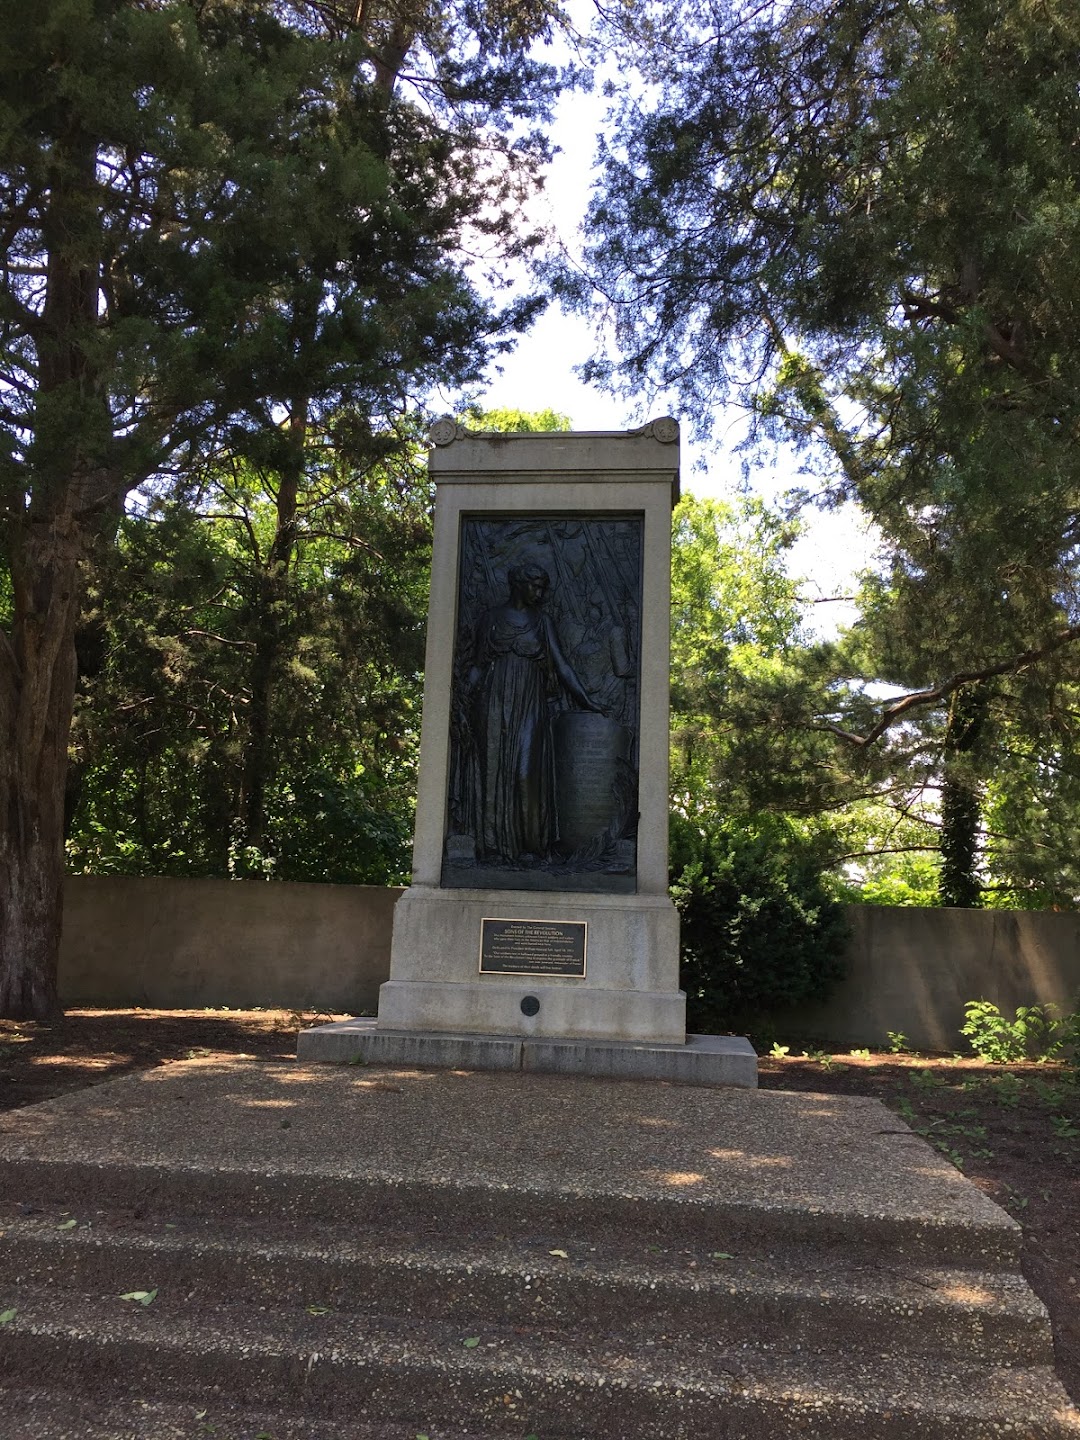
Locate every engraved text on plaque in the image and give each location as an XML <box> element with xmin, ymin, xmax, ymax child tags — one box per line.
<box><xmin>479</xmin><ymin>918</ymin><xmax>588</xmax><ymax>977</ymax></box>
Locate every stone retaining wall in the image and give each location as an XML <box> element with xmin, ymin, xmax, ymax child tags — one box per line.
<box><xmin>59</xmin><ymin>879</ymin><xmax>1080</xmax><ymax>1050</ymax></box>
<box><xmin>774</xmin><ymin>904</ymin><xmax>1080</xmax><ymax>1052</ymax></box>
<box><xmin>60</xmin><ymin>875</ymin><xmax>401</xmax><ymax>1015</ymax></box>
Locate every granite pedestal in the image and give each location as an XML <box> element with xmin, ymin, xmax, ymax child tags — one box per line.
<box><xmin>301</xmin><ymin>421</ymin><xmax>757</xmax><ymax>1087</ymax></box>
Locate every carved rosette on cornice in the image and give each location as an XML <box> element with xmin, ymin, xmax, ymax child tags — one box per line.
<box><xmin>628</xmin><ymin>417</ymin><xmax>680</xmax><ymax>444</ymax></box>
<box><xmin>428</xmin><ymin>416</ymin><xmax>469</xmax><ymax>447</ymax></box>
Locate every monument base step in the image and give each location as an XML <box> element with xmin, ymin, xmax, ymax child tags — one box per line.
<box><xmin>0</xmin><ymin>1062</ymin><xmax>1075</xmax><ymax>1437</ymax></box>
<box><xmin>376</xmin><ymin>974</ymin><xmax>687</xmax><ymax>1044</ymax></box>
<box><xmin>297</xmin><ymin>1017</ymin><xmax>758</xmax><ymax>1087</ymax></box>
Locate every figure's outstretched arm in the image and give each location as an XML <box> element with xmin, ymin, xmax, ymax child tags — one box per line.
<box><xmin>544</xmin><ymin>616</ymin><xmax>600</xmax><ymax>712</ymax></box>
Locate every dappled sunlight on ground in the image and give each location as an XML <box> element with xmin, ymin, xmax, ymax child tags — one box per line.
<box><xmin>0</xmin><ymin>1008</ymin><xmax>346</xmax><ymax>1114</ymax></box>
<box><xmin>361</xmin><ymin>1068</ymin><xmax>443</xmax><ymax>1084</ymax></box>
<box><xmin>938</xmin><ymin>1280</ymin><xmax>997</xmax><ymax>1306</ymax></box>
<box><xmin>913</xmin><ymin>1162</ymin><xmax>977</xmax><ymax>1184</ymax></box>
<box><xmin>707</xmin><ymin>1148</ymin><xmax>794</xmax><ymax>1168</ymax></box>
<box><xmin>28</xmin><ymin>1053</ymin><xmax>128</xmax><ymax>1068</ymax></box>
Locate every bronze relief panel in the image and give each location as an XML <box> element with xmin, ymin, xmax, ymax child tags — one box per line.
<box><xmin>443</xmin><ymin>514</ymin><xmax>643</xmax><ymax>894</ymax></box>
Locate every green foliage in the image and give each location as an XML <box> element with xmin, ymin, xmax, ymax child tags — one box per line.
<box><xmin>573</xmin><ymin>0</ymin><xmax>1080</xmax><ymax>904</ymax></box>
<box><xmin>996</xmin><ymin>1074</ymin><xmax>1028</xmax><ymax>1106</ymax></box>
<box><xmin>63</xmin><ymin>403</ymin><xmax>592</xmax><ymax>879</ymax></box>
<box><xmin>1060</xmin><ymin>1010</ymin><xmax>1080</xmax><ymax>1064</ymax></box>
<box><xmin>666</xmin><ymin>495</ymin><xmax>858</xmax><ymax>1020</ymax></box>
<box><xmin>667</xmin><ymin>493</ymin><xmax>964</xmax><ymax>908</ymax></box>
<box><xmin>669</xmin><ymin>493</ymin><xmax>834</xmax><ymax>818</ymax></box>
<box><xmin>671</xmin><ymin>494</ymin><xmax>803</xmax><ymax>671</ymax></box>
<box><xmin>462</xmin><ymin>406</ymin><xmax>571</xmax><ymax>433</ymax></box>
<box><xmin>64</xmin><ymin>405</ymin><xmax>587</xmax><ymax>882</ymax></box>
<box><xmin>66</xmin><ymin>432</ymin><xmax>430</xmax><ymax>884</ymax></box>
<box><xmin>846</xmin><ymin>854</ymin><xmax>942</xmax><ymax>908</ymax></box>
<box><xmin>960</xmin><ymin>1000</ymin><xmax>1075</xmax><ymax>1064</ymax></box>
<box><xmin>671</xmin><ymin>813</ymin><xmax>848</xmax><ymax>1030</ymax></box>
<box><xmin>980</xmin><ymin>698</ymin><xmax>1080</xmax><ymax>908</ymax></box>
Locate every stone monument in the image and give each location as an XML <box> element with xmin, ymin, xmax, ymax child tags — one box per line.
<box><xmin>299</xmin><ymin>421</ymin><xmax>756</xmax><ymax>1086</ymax></box>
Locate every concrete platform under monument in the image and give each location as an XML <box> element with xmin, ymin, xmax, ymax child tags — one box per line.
<box><xmin>380</xmin><ymin>884</ymin><xmax>687</xmax><ymax>1044</ymax></box>
<box><xmin>297</xmin><ymin>1018</ymin><xmax>758</xmax><ymax>1087</ymax></box>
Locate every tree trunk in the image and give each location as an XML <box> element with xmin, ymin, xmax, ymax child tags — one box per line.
<box><xmin>0</xmin><ymin>521</ymin><xmax>85</xmax><ymax>1021</ymax></box>
<box><xmin>937</xmin><ymin>686</ymin><xmax>988</xmax><ymax>909</ymax></box>
<box><xmin>238</xmin><ymin>399</ymin><xmax>307</xmax><ymax>854</ymax></box>
<box><xmin>0</xmin><ymin>115</ymin><xmax>103</xmax><ymax>1019</ymax></box>
<box><xmin>939</xmin><ymin>770</ymin><xmax>982</xmax><ymax>909</ymax></box>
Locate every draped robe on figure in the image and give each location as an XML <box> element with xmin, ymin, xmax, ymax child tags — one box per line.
<box><xmin>469</xmin><ymin>605</ymin><xmax>559</xmax><ymax>863</ymax></box>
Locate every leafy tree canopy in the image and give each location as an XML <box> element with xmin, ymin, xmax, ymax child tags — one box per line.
<box><xmin>66</xmin><ymin>409</ymin><xmax>578</xmax><ymax>885</ymax></box>
<box><xmin>461</xmin><ymin>405</ymin><xmax>571</xmax><ymax>432</ymax></box>
<box><xmin>68</xmin><ymin>425</ymin><xmax>431</xmax><ymax>885</ymax></box>
<box><xmin>572</xmin><ymin>0</ymin><xmax>1080</xmax><ymax>729</ymax></box>
<box><xmin>0</xmin><ymin>0</ymin><xmax>570</xmax><ymax>1016</ymax></box>
<box><xmin>570</xmin><ymin>0</ymin><xmax>1080</xmax><ymax>909</ymax></box>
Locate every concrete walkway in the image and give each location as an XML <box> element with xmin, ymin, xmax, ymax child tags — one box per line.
<box><xmin>0</xmin><ymin>1059</ymin><xmax>1076</xmax><ymax>1438</ymax></box>
<box><xmin>0</xmin><ymin>1057</ymin><xmax>1020</xmax><ymax>1226</ymax></box>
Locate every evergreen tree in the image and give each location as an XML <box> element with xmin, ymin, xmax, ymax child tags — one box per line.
<box><xmin>570</xmin><ymin>0</ymin><xmax>1080</xmax><ymax>904</ymax></box>
<box><xmin>0</xmin><ymin>0</ymin><xmax>562</xmax><ymax>1017</ymax></box>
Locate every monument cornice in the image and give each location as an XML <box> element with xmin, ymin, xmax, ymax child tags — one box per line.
<box><xmin>428</xmin><ymin>418</ymin><xmax>681</xmax><ymax>502</ymax></box>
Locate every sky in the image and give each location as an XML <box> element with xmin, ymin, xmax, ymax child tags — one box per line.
<box><xmin>465</xmin><ymin>10</ymin><xmax>878</xmax><ymax>637</ymax></box>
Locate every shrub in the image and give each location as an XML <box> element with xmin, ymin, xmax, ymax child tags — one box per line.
<box><xmin>670</xmin><ymin>814</ymin><xmax>848</xmax><ymax>1032</ymax></box>
<box><xmin>961</xmin><ymin>999</ymin><xmax>1078</xmax><ymax>1063</ymax></box>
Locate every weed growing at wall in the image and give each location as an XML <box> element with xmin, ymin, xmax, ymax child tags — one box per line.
<box><xmin>961</xmin><ymin>1000</ymin><xmax>1080</xmax><ymax>1064</ymax></box>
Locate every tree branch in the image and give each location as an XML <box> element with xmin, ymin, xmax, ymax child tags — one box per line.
<box><xmin>827</xmin><ymin>843</ymin><xmax>941</xmax><ymax>867</ymax></box>
<box><xmin>828</xmin><ymin>624</ymin><xmax>1080</xmax><ymax>747</ymax></box>
<box><xmin>178</xmin><ymin>630</ymin><xmax>257</xmax><ymax>650</ymax></box>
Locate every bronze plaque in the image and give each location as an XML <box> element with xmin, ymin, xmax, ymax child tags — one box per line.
<box><xmin>479</xmin><ymin>918</ymin><xmax>587</xmax><ymax>978</ymax></box>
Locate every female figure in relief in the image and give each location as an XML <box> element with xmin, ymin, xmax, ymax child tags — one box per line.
<box><xmin>464</xmin><ymin>562</ymin><xmax>596</xmax><ymax>865</ymax></box>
